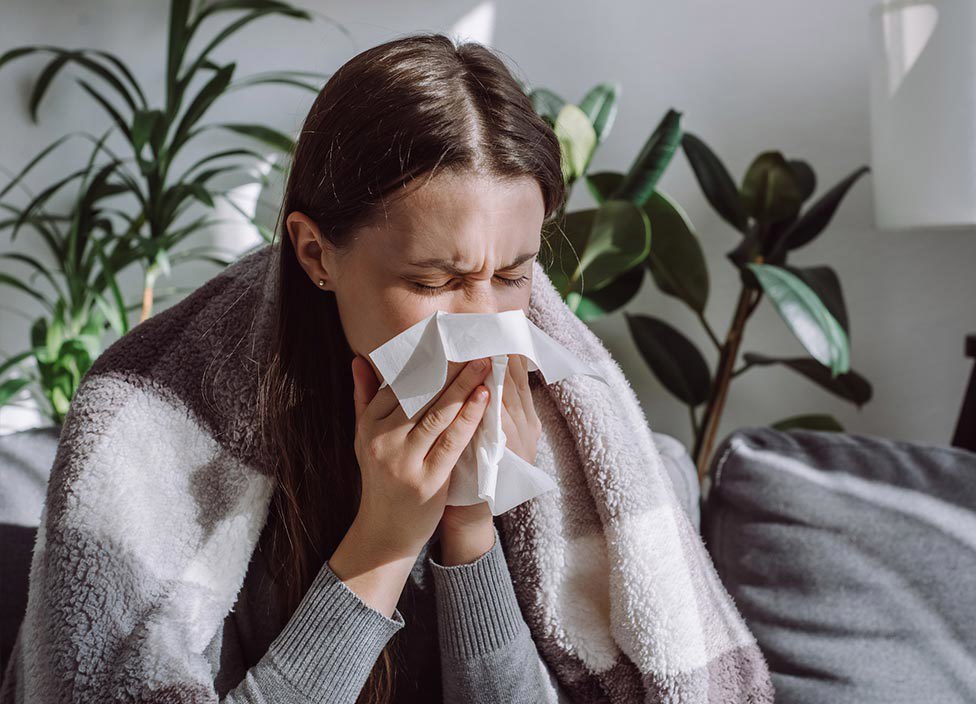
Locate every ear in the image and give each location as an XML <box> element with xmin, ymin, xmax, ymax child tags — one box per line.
<box><xmin>285</xmin><ymin>211</ymin><xmax>338</xmax><ymax>291</ymax></box>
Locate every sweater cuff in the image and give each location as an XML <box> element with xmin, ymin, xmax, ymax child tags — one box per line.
<box><xmin>263</xmin><ymin>558</ymin><xmax>405</xmax><ymax>697</ymax></box>
<box><xmin>427</xmin><ymin>524</ymin><xmax>528</xmax><ymax>659</ymax></box>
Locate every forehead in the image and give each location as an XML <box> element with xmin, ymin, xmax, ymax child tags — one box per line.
<box><xmin>369</xmin><ymin>172</ymin><xmax>545</xmax><ymax>259</ymax></box>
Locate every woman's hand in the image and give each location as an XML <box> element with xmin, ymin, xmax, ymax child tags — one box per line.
<box><xmin>346</xmin><ymin>354</ymin><xmax>493</xmax><ymax>562</ymax></box>
<box><xmin>438</xmin><ymin>354</ymin><xmax>541</xmax><ymax>565</ymax></box>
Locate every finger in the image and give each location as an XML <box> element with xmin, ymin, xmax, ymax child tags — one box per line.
<box><xmin>513</xmin><ymin>355</ymin><xmax>537</xmax><ymax>418</ymax></box>
<box><xmin>407</xmin><ymin>358</ymin><xmax>492</xmax><ymax>448</ymax></box>
<box><xmin>425</xmin><ymin>382</ymin><xmax>490</xmax><ymax>474</ymax></box>
<box><xmin>502</xmin><ymin>356</ymin><xmax>528</xmax><ymax>426</ymax></box>
<box><xmin>352</xmin><ymin>356</ymin><xmax>401</xmax><ymax>422</ymax></box>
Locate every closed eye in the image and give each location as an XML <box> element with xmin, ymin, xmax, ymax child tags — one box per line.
<box><xmin>410</xmin><ymin>275</ymin><xmax>530</xmax><ymax>296</ymax></box>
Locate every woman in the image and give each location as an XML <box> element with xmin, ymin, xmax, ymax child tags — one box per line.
<box><xmin>2</xmin><ymin>32</ymin><xmax>774</xmax><ymax>704</ymax></box>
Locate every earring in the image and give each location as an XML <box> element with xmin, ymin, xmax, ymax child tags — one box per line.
<box><xmin>317</xmin><ymin>279</ymin><xmax>325</xmax><ymax>287</ymax></box>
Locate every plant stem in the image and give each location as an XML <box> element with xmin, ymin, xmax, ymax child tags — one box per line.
<box><xmin>139</xmin><ymin>264</ymin><xmax>159</xmax><ymax>324</ymax></box>
<box><xmin>693</xmin><ymin>286</ymin><xmax>758</xmax><ymax>479</ymax></box>
<box><xmin>697</xmin><ymin>312</ymin><xmax>721</xmax><ymax>350</ymax></box>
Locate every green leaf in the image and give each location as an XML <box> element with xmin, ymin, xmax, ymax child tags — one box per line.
<box><xmin>578</xmin><ymin>82</ymin><xmax>619</xmax><ymax>144</ymax></box>
<box><xmin>529</xmin><ymin>87</ymin><xmax>566</xmax><ymax>124</ymax></box>
<box><xmin>743</xmin><ymin>353</ymin><xmax>871</xmax><ymax>406</ymax></box>
<box><xmin>171</xmin><ymin>62</ymin><xmax>236</xmax><ymax>151</ymax></box>
<box><xmin>747</xmin><ymin>263</ymin><xmax>850</xmax><ymax>375</ymax></box>
<box><xmin>585</xmin><ymin>172</ymin><xmax>623</xmax><ymax>205</ymax></box>
<box><xmin>625</xmin><ymin>313</ymin><xmax>711</xmax><ymax>406</ymax></box>
<box><xmin>682</xmin><ymin>132</ymin><xmax>749</xmax><ymax>233</ymax></box>
<box><xmin>788</xmin><ymin>159</ymin><xmax>816</xmax><ymax>201</ymax></box>
<box><xmin>554</xmin><ymin>104</ymin><xmax>597</xmax><ymax>183</ymax></box>
<box><xmin>202</xmin><ymin>123</ymin><xmax>294</xmax><ymax>153</ymax></box>
<box><xmin>546</xmin><ymin>201</ymin><xmax>651</xmax><ymax>296</ymax></box>
<box><xmin>772</xmin><ymin>414</ymin><xmax>844</xmax><ymax>432</ymax></box>
<box><xmin>567</xmin><ymin>265</ymin><xmax>644</xmax><ymax>321</ymax></box>
<box><xmin>741</xmin><ymin>151</ymin><xmax>804</xmax><ymax>225</ymax></box>
<box><xmin>642</xmin><ymin>191</ymin><xmax>709</xmax><ymax>313</ymax></box>
<box><xmin>0</xmin><ymin>377</ymin><xmax>31</xmax><ymax>406</ymax></box>
<box><xmin>578</xmin><ymin>200</ymin><xmax>651</xmax><ymax>292</ymax></box>
<box><xmin>785</xmin><ymin>265</ymin><xmax>848</xmax><ymax>333</ymax></box>
<box><xmin>769</xmin><ymin>165</ymin><xmax>869</xmax><ymax>258</ymax></box>
<box><xmin>611</xmin><ymin>109</ymin><xmax>682</xmax><ymax>206</ymax></box>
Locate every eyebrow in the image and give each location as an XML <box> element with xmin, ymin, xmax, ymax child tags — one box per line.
<box><xmin>407</xmin><ymin>250</ymin><xmax>539</xmax><ymax>275</ymax></box>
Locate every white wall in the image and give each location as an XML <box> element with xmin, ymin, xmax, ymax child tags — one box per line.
<box><xmin>2</xmin><ymin>1</ymin><xmax>974</xmax><ymax>450</ymax></box>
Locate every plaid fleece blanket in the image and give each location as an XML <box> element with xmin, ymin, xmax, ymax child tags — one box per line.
<box><xmin>2</xmin><ymin>243</ymin><xmax>773</xmax><ymax>702</ymax></box>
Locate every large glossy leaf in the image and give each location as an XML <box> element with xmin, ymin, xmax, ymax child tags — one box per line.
<box><xmin>785</xmin><ymin>265</ymin><xmax>848</xmax><ymax>333</ymax></box>
<box><xmin>579</xmin><ymin>200</ymin><xmax>651</xmax><ymax>292</ymax></box>
<box><xmin>772</xmin><ymin>414</ymin><xmax>844</xmax><ymax>432</ymax></box>
<box><xmin>682</xmin><ymin>132</ymin><xmax>749</xmax><ymax>233</ymax></box>
<box><xmin>747</xmin><ymin>263</ymin><xmax>850</xmax><ymax>375</ymax></box>
<box><xmin>612</xmin><ymin>109</ymin><xmax>682</xmax><ymax>206</ymax></box>
<box><xmin>769</xmin><ymin>165</ymin><xmax>869</xmax><ymax>258</ymax></box>
<box><xmin>625</xmin><ymin>313</ymin><xmax>711</xmax><ymax>406</ymax></box>
<box><xmin>529</xmin><ymin>87</ymin><xmax>566</xmax><ymax>124</ymax></box>
<box><xmin>743</xmin><ymin>352</ymin><xmax>871</xmax><ymax>406</ymax></box>
<box><xmin>585</xmin><ymin>171</ymin><xmax>623</xmax><ymax>205</ymax></box>
<box><xmin>642</xmin><ymin>191</ymin><xmax>709</xmax><ymax>313</ymax></box>
<box><xmin>788</xmin><ymin>159</ymin><xmax>816</xmax><ymax>201</ymax></box>
<box><xmin>554</xmin><ymin>104</ymin><xmax>597</xmax><ymax>183</ymax></box>
<box><xmin>578</xmin><ymin>82</ymin><xmax>619</xmax><ymax>144</ymax></box>
<box><xmin>741</xmin><ymin>151</ymin><xmax>804</xmax><ymax>225</ymax></box>
<box><xmin>568</xmin><ymin>264</ymin><xmax>644</xmax><ymax>321</ymax></box>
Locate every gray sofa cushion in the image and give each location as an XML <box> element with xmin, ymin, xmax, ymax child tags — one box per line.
<box><xmin>702</xmin><ymin>427</ymin><xmax>976</xmax><ymax>704</ymax></box>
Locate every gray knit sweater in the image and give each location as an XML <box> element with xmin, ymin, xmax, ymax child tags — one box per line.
<box><xmin>208</xmin><ymin>515</ymin><xmax>568</xmax><ymax>702</ymax></box>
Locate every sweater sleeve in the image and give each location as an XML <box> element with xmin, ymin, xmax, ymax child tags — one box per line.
<box><xmin>222</xmin><ymin>560</ymin><xmax>404</xmax><ymax>703</ymax></box>
<box><xmin>426</xmin><ymin>524</ymin><xmax>564</xmax><ymax>704</ymax></box>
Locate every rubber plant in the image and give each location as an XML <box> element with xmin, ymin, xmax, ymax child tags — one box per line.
<box><xmin>525</xmin><ymin>84</ymin><xmax>872</xmax><ymax>480</ymax></box>
<box><xmin>0</xmin><ymin>0</ymin><xmax>329</xmax><ymax>323</ymax></box>
<box><xmin>524</xmin><ymin>81</ymin><xmax>684</xmax><ymax>320</ymax></box>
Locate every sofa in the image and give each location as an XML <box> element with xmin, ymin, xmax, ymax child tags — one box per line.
<box><xmin>2</xmin><ymin>424</ymin><xmax>974</xmax><ymax>702</ymax></box>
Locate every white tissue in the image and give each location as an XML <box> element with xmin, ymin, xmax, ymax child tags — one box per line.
<box><xmin>367</xmin><ymin>308</ymin><xmax>609</xmax><ymax>515</ymax></box>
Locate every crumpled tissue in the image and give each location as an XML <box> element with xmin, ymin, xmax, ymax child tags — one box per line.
<box><xmin>367</xmin><ymin>308</ymin><xmax>609</xmax><ymax>514</ymax></box>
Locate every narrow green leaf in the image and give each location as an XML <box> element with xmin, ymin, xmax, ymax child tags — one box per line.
<box><xmin>0</xmin><ymin>377</ymin><xmax>31</xmax><ymax>405</ymax></box>
<box><xmin>201</xmin><ymin>123</ymin><xmax>294</xmax><ymax>152</ymax></box>
<box><xmin>625</xmin><ymin>313</ymin><xmax>711</xmax><ymax>406</ymax></box>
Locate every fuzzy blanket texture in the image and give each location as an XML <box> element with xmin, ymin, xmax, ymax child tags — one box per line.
<box><xmin>1</xmin><ymin>243</ymin><xmax>773</xmax><ymax>702</ymax></box>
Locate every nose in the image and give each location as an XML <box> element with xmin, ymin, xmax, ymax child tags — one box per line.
<box><xmin>444</xmin><ymin>283</ymin><xmax>501</xmax><ymax>316</ymax></box>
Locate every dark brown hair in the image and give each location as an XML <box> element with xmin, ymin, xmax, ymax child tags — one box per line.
<box><xmin>256</xmin><ymin>32</ymin><xmax>565</xmax><ymax>703</ymax></box>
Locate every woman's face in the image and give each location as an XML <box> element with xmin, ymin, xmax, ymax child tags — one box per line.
<box><xmin>287</xmin><ymin>172</ymin><xmax>545</xmax><ymax>383</ymax></box>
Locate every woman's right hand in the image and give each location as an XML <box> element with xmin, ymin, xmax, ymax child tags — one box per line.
<box><xmin>348</xmin><ymin>354</ymin><xmax>493</xmax><ymax>561</ymax></box>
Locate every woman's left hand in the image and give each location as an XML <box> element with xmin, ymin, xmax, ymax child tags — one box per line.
<box><xmin>436</xmin><ymin>354</ymin><xmax>541</xmax><ymax>563</ymax></box>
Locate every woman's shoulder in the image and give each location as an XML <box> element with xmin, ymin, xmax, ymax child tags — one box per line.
<box><xmin>71</xmin><ymin>244</ymin><xmax>280</xmax><ymax>468</ymax></box>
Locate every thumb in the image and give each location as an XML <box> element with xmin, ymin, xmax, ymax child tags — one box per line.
<box><xmin>351</xmin><ymin>355</ymin><xmax>380</xmax><ymax>422</ymax></box>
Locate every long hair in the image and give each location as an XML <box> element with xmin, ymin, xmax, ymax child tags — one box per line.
<box><xmin>256</xmin><ymin>32</ymin><xmax>566</xmax><ymax>703</ymax></box>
